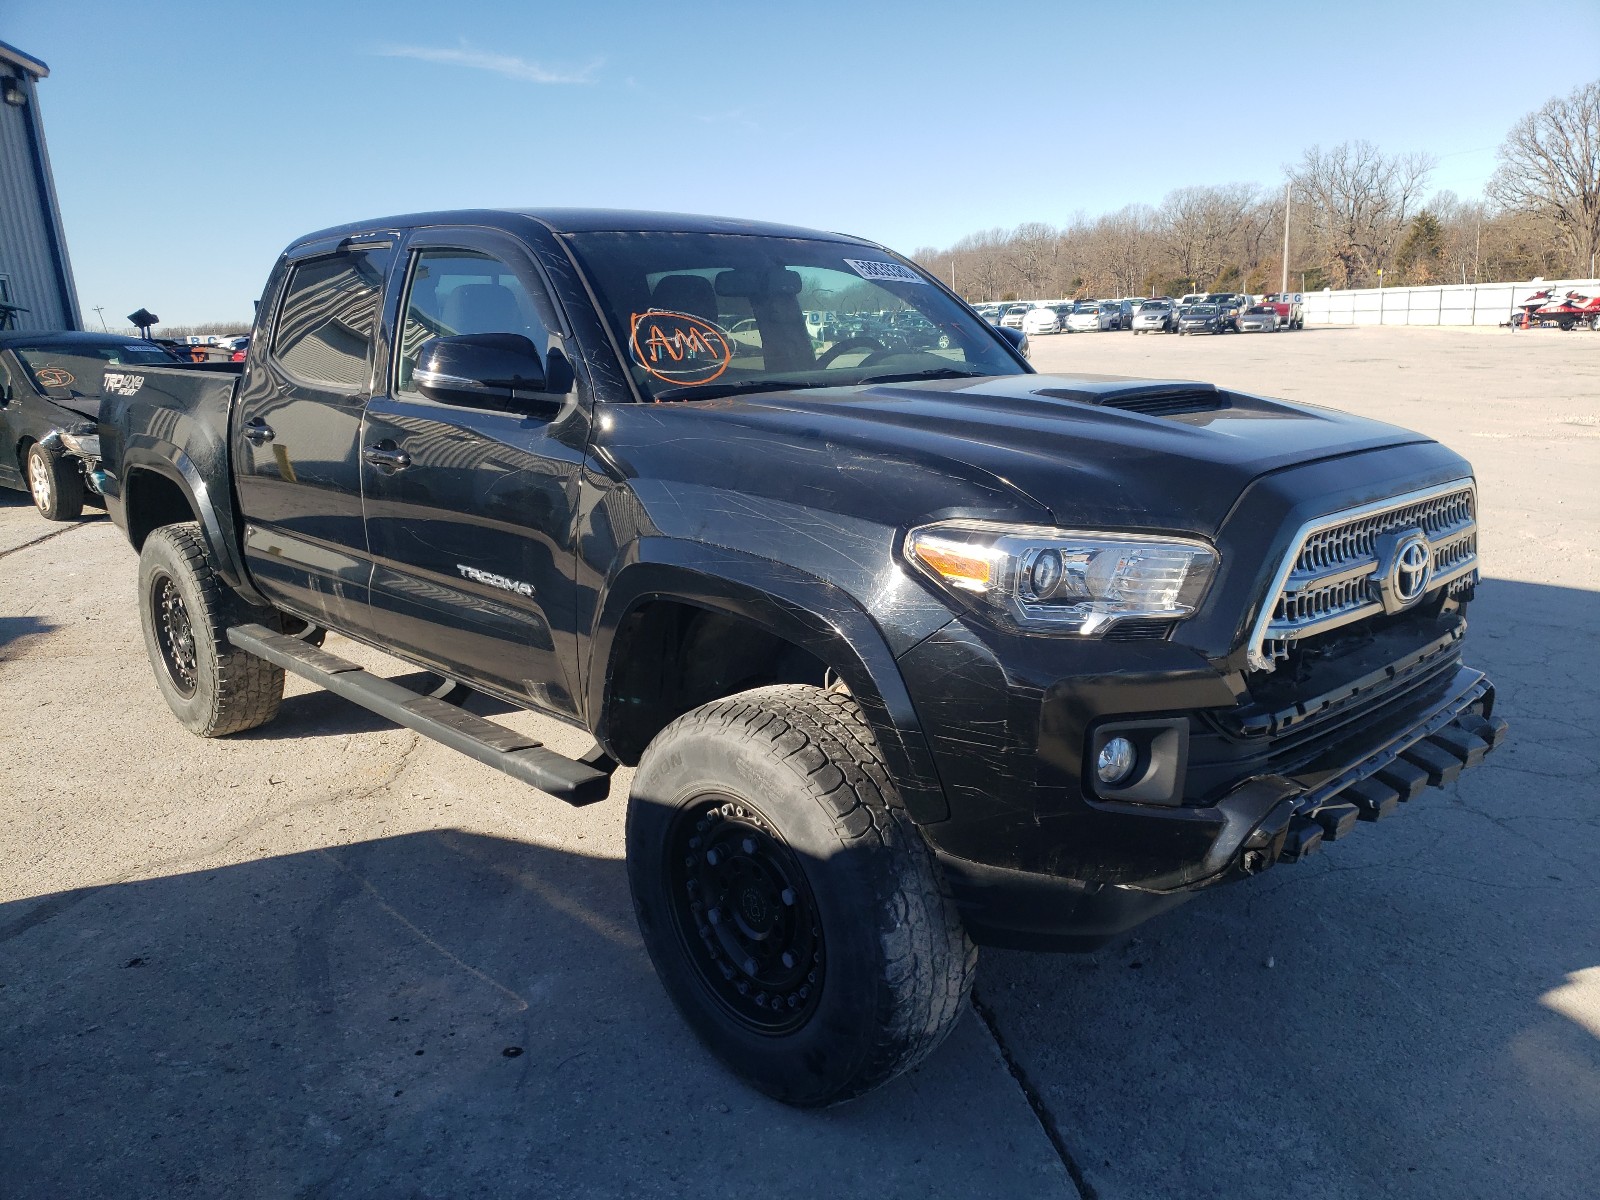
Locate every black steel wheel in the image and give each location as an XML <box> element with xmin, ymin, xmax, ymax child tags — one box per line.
<box><xmin>137</xmin><ymin>522</ymin><xmax>284</xmax><ymax>737</ymax></box>
<box><xmin>666</xmin><ymin>794</ymin><xmax>824</xmax><ymax>1034</ymax></box>
<box><xmin>627</xmin><ymin>684</ymin><xmax>975</xmax><ymax>1107</ymax></box>
<box><xmin>151</xmin><ymin>570</ymin><xmax>198</xmax><ymax>699</ymax></box>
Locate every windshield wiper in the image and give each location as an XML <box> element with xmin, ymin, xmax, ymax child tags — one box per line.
<box><xmin>651</xmin><ymin>379</ymin><xmax>815</xmax><ymax>402</ymax></box>
<box><xmin>856</xmin><ymin>368</ymin><xmax>987</xmax><ymax>385</ymax></box>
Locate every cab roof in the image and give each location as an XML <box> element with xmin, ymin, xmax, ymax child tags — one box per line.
<box><xmin>288</xmin><ymin>208</ymin><xmax>879</xmax><ymax>254</ymax></box>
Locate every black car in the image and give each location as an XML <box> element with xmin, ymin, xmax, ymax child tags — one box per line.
<box><xmin>1177</xmin><ymin>303</ymin><xmax>1227</xmax><ymax>334</ymax></box>
<box><xmin>0</xmin><ymin>332</ymin><xmax>183</xmax><ymax>519</ymax></box>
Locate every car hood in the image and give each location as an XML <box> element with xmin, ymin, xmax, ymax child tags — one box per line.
<box><xmin>626</xmin><ymin>374</ymin><xmax>1432</xmax><ymax>538</ymax></box>
<box><xmin>42</xmin><ymin>392</ymin><xmax>102</xmax><ymax>422</ymax></box>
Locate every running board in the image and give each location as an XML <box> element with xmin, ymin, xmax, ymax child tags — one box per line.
<box><xmin>228</xmin><ymin>623</ymin><xmax>612</xmax><ymax>805</ymax></box>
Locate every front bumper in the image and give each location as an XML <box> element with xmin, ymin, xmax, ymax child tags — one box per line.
<box><xmin>900</xmin><ymin>612</ymin><xmax>1505</xmax><ymax>949</ymax></box>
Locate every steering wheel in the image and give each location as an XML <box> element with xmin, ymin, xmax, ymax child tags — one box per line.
<box><xmin>816</xmin><ymin>336</ymin><xmax>886</xmax><ymax>368</ymax></box>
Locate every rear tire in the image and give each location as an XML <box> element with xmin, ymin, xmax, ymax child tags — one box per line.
<box><xmin>627</xmin><ymin>684</ymin><xmax>976</xmax><ymax>1107</ymax></box>
<box><xmin>27</xmin><ymin>444</ymin><xmax>84</xmax><ymax>522</ymax></box>
<box><xmin>137</xmin><ymin>522</ymin><xmax>284</xmax><ymax>737</ymax></box>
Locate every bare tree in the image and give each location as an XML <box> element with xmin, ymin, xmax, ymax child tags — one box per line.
<box><xmin>1001</xmin><ymin>222</ymin><xmax>1061</xmax><ymax>297</ymax></box>
<box><xmin>1158</xmin><ymin>184</ymin><xmax>1256</xmax><ymax>291</ymax></box>
<box><xmin>1488</xmin><ymin>80</ymin><xmax>1600</xmax><ymax>275</ymax></box>
<box><xmin>1078</xmin><ymin>205</ymin><xmax>1159</xmax><ymax>295</ymax></box>
<box><xmin>1291</xmin><ymin>141</ymin><xmax>1436</xmax><ymax>287</ymax></box>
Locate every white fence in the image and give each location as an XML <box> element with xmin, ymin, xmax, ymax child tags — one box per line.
<box><xmin>1302</xmin><ymin>278</ymin><xmax>1599</xmax><ymax>327</ymax></box>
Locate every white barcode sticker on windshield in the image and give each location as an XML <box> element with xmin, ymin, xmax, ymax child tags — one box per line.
<box><xmin>844</xmin><ymin>258</ymin><xmax>927</xmax><ymax>285</ymax></box>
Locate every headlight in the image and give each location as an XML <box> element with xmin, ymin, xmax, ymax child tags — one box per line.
<box><xmin>58</xmin><ymin>428</ymin><xmax>101</xmax><ymax>458</ymax></box>
<box><xmin>904</xmin><ymin>520</ymin><xmax>1218</xmax><ymax>635</ymax></box>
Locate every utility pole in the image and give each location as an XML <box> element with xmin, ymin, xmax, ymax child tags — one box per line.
<box><xmin>92</xmin><ymin>305</ymin><xmax>107</xmax><ymax>331</ymax></box>
<box><xmin>1280</xmin><ymin>179</ymin><xmax>1291</xmax><ymax>295</ymax></box>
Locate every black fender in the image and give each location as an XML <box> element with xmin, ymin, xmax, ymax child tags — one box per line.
<box><xmin>115</xmin><ymin>448</ymin><xmax>267</xmax><ymax>607</ymax></box>
<box><xmin>587</xmin><ymin>538</ymin><xmax>952</xmax><ymax>824</ymax></box>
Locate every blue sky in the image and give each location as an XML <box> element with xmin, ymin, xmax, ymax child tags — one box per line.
<box><xmin>8</xmin><ymin>1</ymin><xmax>1598</xmax><ymax>324</ymax></box>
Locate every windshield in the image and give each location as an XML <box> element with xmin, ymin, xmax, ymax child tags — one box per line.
<box><xmin>562</xmin><ymin>232</ymin><xmax>1025</xmax><ymax>400</ymax></box>
<box><xmin>1141</xmin><ymin>301</ymin><xmax>1170</xmax><ymax>310</ymax></box>
<box><xmin>1071</xmin><ymin>302</ymin><xmax>1098</xmax><ymax>313</ymax></box>
<box><xmin>1188</xmin><ymin>306</ymin><xmax>1219</xmax><ymax>316</ymax></box>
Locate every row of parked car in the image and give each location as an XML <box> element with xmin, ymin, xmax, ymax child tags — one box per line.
<box><xmin>974</xmin><ymin>292</ymin><xmax>1307</xmax><ymax>336</ymax></box>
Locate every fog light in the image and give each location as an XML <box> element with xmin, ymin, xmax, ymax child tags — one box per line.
<box><xmin>1096</xmin><ymin>737</ymin><xmax>1137</xmax><ymax>785</ymax></box>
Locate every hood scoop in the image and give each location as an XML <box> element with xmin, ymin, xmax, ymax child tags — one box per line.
<box><xmin>1034</xmin><ymin>381</ymin><xmax>1229</xmax><ymax>417</ymax></box>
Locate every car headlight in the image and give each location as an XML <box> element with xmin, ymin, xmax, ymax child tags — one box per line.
<box><xmin>904</xmin><ymin>520</ymin><xmax>1218</xmax><ymax>635</ymax></box>
<box><xmin>57</xmin><ymin>425</ymin><xmax>101</xmax><ymax>458</ymax></box>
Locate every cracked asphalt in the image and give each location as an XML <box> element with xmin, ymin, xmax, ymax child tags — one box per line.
<box><xmin>2</xmin><ymin>326</ymin><xmax>1596</xmax><ymax>1199</ymax></box>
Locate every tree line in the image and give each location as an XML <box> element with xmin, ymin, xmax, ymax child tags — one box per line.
<box><xmin>912</xmin><ymin>81</ymin><xmax>1600</xmax><ymax>302</ymax></box>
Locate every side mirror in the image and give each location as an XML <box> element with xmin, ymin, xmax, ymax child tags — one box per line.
<box><xmin>996</xmin><ymin>325</ymin><xmax>1031</xmax><ymax>360</ymax></box>
<box><xmin>412</xmin><ymin>333</ymin><xmax>548</xmax><ymax>409</ymax></box>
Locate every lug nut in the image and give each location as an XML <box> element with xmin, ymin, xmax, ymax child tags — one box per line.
<box><xmin>781</xmin><ymin>951</ymin><xmax>795</xmax><ymax>969</ymax></box>
<box><xmin>706</xmin><ymin>848</ymin><xmax>720</xmax><ymax>867</ymax></box>
<box><xmin>780</xmin><ymin>888</ymin><xmax>795</xmax><ymax>906</ymax></box>
<box><xmin>743</xmin><ymin>957</ymin><xmax>758</xmax><ymax>976</ymax></box>
<box><xmin>742</xmin><ymin>837</ymin><xmax>756</xmax><ymax>855</ymax></box>
<box><xmin>707</xmin><ymin>907</ymin><xmax>722</xmax><ymax>925</ymax></box>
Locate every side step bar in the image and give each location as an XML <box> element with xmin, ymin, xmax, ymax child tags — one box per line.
<box><xmin>228</xmin><ymin>623</ymin><xmax>613</xmax><ymax>806</ymax></box>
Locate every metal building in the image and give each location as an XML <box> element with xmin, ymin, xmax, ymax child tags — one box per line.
<box><xmin>0</xmin><ymin>39</ymin><xmax>80</xmax><ymax>332</ymax></box>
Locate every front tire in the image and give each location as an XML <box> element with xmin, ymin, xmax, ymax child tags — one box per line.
<box><xmin>27</xmin><ymin>444</ymin><xmax>84</xmax><ymax>521</ymax></box>
<box><xmin>137</xmin><ymin>522</ymin><xmax>284</xmax><ymax>737</ymax></box>
<box><xmin>627</xmin><ymin>684</ymin><xmax>975</xmax><ymax>1107</ymax></box>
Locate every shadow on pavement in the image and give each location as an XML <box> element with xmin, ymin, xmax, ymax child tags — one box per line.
<box><xmin>0</xmin><ymin>614</ymin><xmax>58</xmax><ymax>653</ymax></box>
<box><xmin>0</xmin><ymin>830</ymin><xmax>1063</xmax><ymax>1200</ymax></box>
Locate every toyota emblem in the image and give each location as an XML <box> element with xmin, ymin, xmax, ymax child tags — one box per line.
<box><xmin>1388</xmin><ymin>533</ymin><xmax>1433</xmax><ymax>610</ymax></box>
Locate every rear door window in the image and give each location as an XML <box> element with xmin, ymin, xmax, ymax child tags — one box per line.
<box><xmin>269</xmin><ymin>251</ymin><xmax>388</xmax><ymax>391</ymax></box>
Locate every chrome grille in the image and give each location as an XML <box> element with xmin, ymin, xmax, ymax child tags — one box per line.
<box><xmin>1248</xmin><ymin>481</ymin><xmax>1479</xmax><ymax>672</ymax></box>
<box><xmin>1295</xmin><ymin>489</ymin><xmax>1474</xmax><ymax>575</ymax></box>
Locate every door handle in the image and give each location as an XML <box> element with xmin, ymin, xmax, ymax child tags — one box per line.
<box><xmin>243</xmin><ymin>418</ymin><xmax>275</xmax><ymax>445</ymax></box>
<box><xmin>363</xmin><ymin>443</ymin><xmax>411</xmax><ymax>471</ymax></box>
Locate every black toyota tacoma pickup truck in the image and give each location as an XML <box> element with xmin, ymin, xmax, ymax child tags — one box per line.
<box><xmin>96</xmin><ymin>209</ymin><xmax>1505</xmax><ymax>1106</ymax></box>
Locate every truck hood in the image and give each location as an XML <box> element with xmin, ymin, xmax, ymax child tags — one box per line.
<box><xmin>680</xmin><ymin>373</ymin><xmax>1430</xmax><ymax>537</ymax></box>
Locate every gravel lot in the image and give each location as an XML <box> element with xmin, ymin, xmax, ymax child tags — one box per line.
<box><xmin>1</xmin><ymin>325</ymin><xmax>1596</xmax><ymax>1199</ymax></box>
